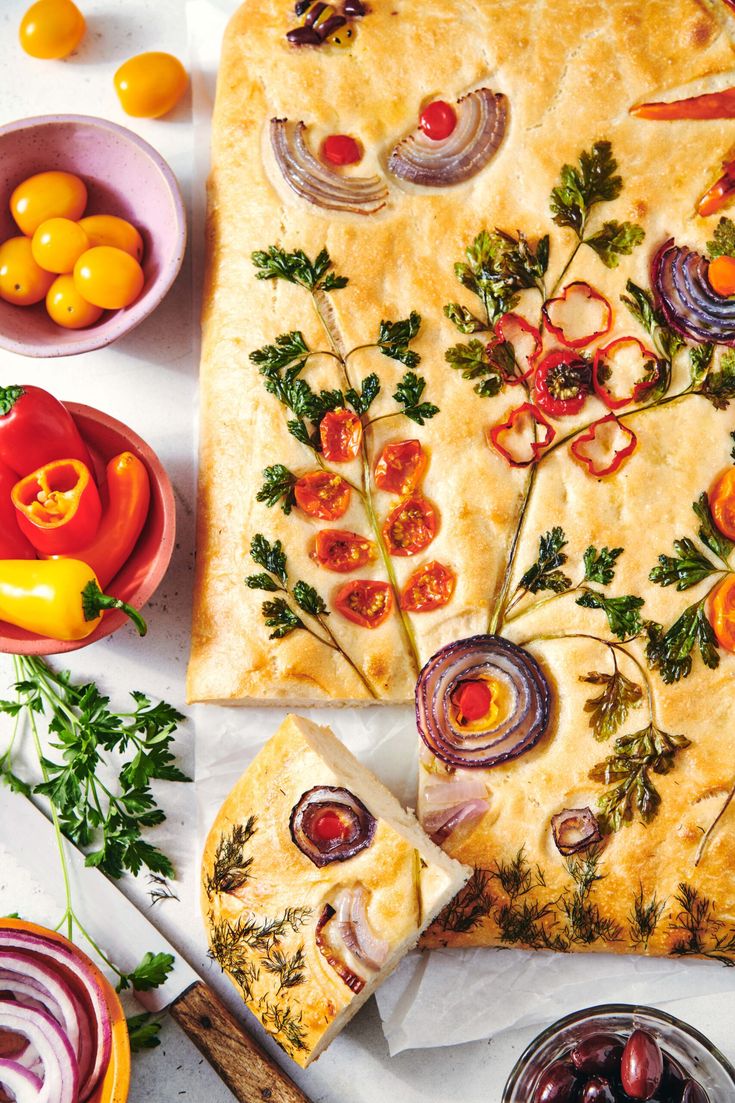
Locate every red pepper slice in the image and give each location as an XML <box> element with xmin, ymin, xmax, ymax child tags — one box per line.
<box><xmin>534</xmin><ymin>350</ymin><xmax>589</xmax><ymax>418</ymax></box>
<box><xmin>0</xmin><ymin>385</ymin><xmax>93</xmax><ymax>477</ymax></box>
<box><xmin>569</xmin><ymin>414</ymin><xmax>638</xmax><ymax>477</ymax></box>
<box><xmin>0</xmin><ymin>459</ymin><xmax>34</xmax><ymax>559</ymax></box>
<box><xmin>631</xmin><ymin>88</ymin><xmax>735</xmax><ymax>121</ymax></box>
<box><xmin>487</xmin><ymin>403</ymin><xmax>556</xmax><ymax>468</ymax></box>
<box><xmin>12</xmin><ymin>459</ymin><xmax>102</xmax><ymax>555</ymax></box>
<box><xmin>490</xmin><ymin>313</ymin><xmax>542</xmax><ymax>385</ymax></box>
<box><xmin>542</xmin><ymin>282</ymin><xmax>613</xmax><ymax>350</ymax></box>
<box><xmin>698</xmin><ymin>160</ymin><xmax>735</xmax><ymax>218</ymax></box>
<box><xmin>592</xmin><ymin>338</ymin><xmax>659</xmax><ymax>411</ymax></box>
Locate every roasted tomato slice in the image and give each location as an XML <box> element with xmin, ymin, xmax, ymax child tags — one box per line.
<box><xmin>383</xmin><ymin>495</ymin><xmax>438</xmax><ymax>556</ymax></box>
<box><xmin>710</xmin><ymin>575</ymin><xmax>735</xmax><ymax>651</ymax></box>
<box><xmin>334</xmin><ymin>579</ymin><xmax>393</xmax><ymax>627</ymax></box>
<box><xmin>320</xmin><ymin>408</ymin><xmax>363</xmax><ymax>462</ymax></box>
<box><xmin>374</xmin><ymin>439</ymin><xmax>427</xmax><ymax>495</ymax></box>
<box><xmin>294</xmin><ymin>470</ymin><xmax>351</xmax><ymax>520</ymax></box>
<box><xmin>312</xmin><ymin>529</ymin><xmax>376</xmax><ymax>573</ymax></box>
<box><xmin>534</xmin><ymin>350</ymin><xmax>590</xmax><ymax>418</ymax></box>
<box><xmin>710</xmin><ymin>468</ymin><xmax>735</xmax><ymax>541</ymax></box>
<box><xmin>400</xmin><ymin>561</ymin><xmax>456</xmax><ymax>612</ymax></box>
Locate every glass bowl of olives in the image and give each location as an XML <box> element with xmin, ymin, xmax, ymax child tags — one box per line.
<box><xmin>502</xmin><ymin>1004</ymin><xmax>735</xmax><ymax>1102</ymax></box>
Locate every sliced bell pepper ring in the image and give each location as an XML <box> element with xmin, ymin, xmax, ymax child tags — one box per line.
<box><xmin>12</xmin><ymin>459</ymin><xmax>102</xmax><ymax>556</ymax></box>
<box><xmin>534</xmin><ymin>350</ymin><xmax>590</xmax><ymax>418</ymax></box>
<box><xmin>697</xmin><ymin>160</ymin><xmax>735</xmax><ymax>218</ymax></box>
<box><xmin>50</xmin><ymin>452</ymin><xmax>151</xmax><ymax>587</ymax></box>
<box><xmin>487</xmin><ymin>403</ymin><xmax>556</xmax><ymax>468</ymax></box>
<box><xmin>0</xmin><ymin>385</ymin><xmax>93</xmax><ymax>477</ymax></box>
<box><xmin>0</xmin><ymin>559</ymin><xmax>146</xmax><ymax>641</ymax></box>
<box><xmin>592</xmin><ymin>337</ymin><xmax>660</xmax><ymax>411</ymax></box>
<box><xmin>569</xmin><ymin>414</ymin><xmax>638</xmax><ymax>477</ymax></box>
<box><xmin>0</xmin><ymin>459</ymin><xmax>34</xmax><ymax>560</ymax></box>
<box><xmin>491</xmin><ymin>312</ymin><xmax>542</xmax><ymax>385</ymax></box>
<box><xmin>542</xmin><ymin>282</ymin><xmax>613</xmax><ymax>350</ymax></box>
<box><xmin>631</xmin><ymin>87</ymin><xmax>735</xmax><ymax>121</ymax></box>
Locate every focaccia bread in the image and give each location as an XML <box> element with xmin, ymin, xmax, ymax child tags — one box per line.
<box><xmin>201</xmin><ymin>714</ymin><xmax>469</xmax><ymax>1065</ymax></box>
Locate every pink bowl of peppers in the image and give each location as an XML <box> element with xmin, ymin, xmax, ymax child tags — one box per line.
<box><xmin>0</xmin><ymin>385</ymin><xmax>175</xmax><ymax>655</ymax></box>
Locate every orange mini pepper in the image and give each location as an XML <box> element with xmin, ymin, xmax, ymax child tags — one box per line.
<box><xmin>12</xmin><ymin>458</ymin><xmax>101</xmax><ymax>556</ymax></box>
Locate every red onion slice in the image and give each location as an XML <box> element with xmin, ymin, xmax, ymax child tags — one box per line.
<box><xmin>290</xmin><ymin>785</ymin><xmax>376</xmax><ymax>867</ymax></box>
<box><xmin>315</xmin><ymin>905</ymin><xmax>366</xmax><ymax>993</ymax></box>
<box><xmin>652</xmin><ymin>239</ymin><xmax>735</xmax><ymax>345</ymax></box>
<box><xmin>388</xmin><ymin>88</ymin><xmax>507</xmax><ymax>187</ymax></box>
<box><xmin>422</xmin><ymin>798</ymin><xmax>489</xmax><ymax>844</ymax></box>
<box><xmin>423</xmin><ymin>777</ymin><xmax>488</xmax><ymax>807</ymax></box>
<box><xmin>334</xmin><ymin>887</ymin><xmax>390</xmax><ymax>971</ymax></box>
<box><xmin>551</xmin><ymin>807</ymin><xmax>602</xmax><ymax>855</ymax></box>
<box><xmin>270</xmin><ymin>118</ymin><xmax>388</xmax><ymax>214</ymax></box>
<box><xmin>0</xmin><ymin>955</ymin><xmax>82</xmax><ymax>1072</ymax></box>
<box><xmin>0</xmin><ymin>1059</ymin><xmax>43</xmax><ymax>1103</ymax></box>
<box><xmin>0</xmin><ymin>1002</ymin><xmax>78</xmax><ymax>1103</ymax></box>
<box><xmin>416</xmin><ymin>635</ymin><xmax>551</xmax><ymax>769</ymax></box>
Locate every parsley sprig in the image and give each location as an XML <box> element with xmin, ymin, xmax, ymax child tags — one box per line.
<box><xmin>444</xmin><ymin>228</ymin><xmax>549</xmax><ymax>333</ymax></box>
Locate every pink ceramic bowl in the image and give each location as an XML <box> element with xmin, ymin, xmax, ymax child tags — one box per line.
<box><xmin>0</xmin><ymin>402</ymin><xmax>176</xmax><ymax>655</ymax></box>
<box><xmin>0</xmin><ymin>114</ymin><xmax>187</xmax><ymax>357</ymax></box>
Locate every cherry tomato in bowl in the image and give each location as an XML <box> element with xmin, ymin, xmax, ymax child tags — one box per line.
<box><xmin>46</xmin><ymin>274</ymin><xmax>104</xmax><ymax>329</ymax></box>
<box><xmin>10</xmin><ymin>170</ymin><xmax>87</xmax><ymax>237</ymax></box>
<box><xmin>19</xmin><ymin>0</ymin><xmax>85</xmax><ymax>60</ymax></box>
<box><xmin>0</xmin><ymin>236</ymin><xmax>55</xmax><ymax>306</ymax></box>
<box><xmin>114</xmin><ymin>52</ymin><xmax>188</xmax><ymax>119</ymax></box>
<box><xmin>73</xmin><ymin>247</ymin><xmax>145</xmax><ymax>310</ymax></box>
<box><xmin>78</xmin><ymin>215</ymin><xmax>144</xmax><ymax>262</ymax></box>
<box><xmin>32</xmin><ymin>217</ymin><xmax>89</xmax><ymax>273</ymax></box>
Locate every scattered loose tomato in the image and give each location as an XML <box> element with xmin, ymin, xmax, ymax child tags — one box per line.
<box><xmin>708</xmin><ymin>255</ymin><xmax>735</xmax><ymax>297</ymax></box>
<box><xmin>0</xmin><ymin>236</ymin><xmax>55</xmax><ymax>305</ymax></box>
<box><xmin>334</xmin><ymin>579</ymin><xmax>393</xmax><ymax>628</ymax></box>
<box><xmin>114</xmin><ymin>52</ymin><xmax>188</xmax><ymax>119</ymax></box>
<box><xmin>294</xmin><ymin>471</ymin><xmax>351</xmax><ymax>520</ymax></box>
<box><xmin>709</xmin><ymin>467</ymin><xmax>735</xmax><ymax>540</ymax></box>
<box><xmin>10</xmin><ymin>171</ymin><xmax>87</xmax><ymax>237</ymax></box>
<box><xmin>46</xmin><ymin>274</ymin><xmax>103</xmax><ymax>329</ymax></box>
<box><xmin>419</xmin><ymin>100</ymin><xmax>457</xmax><ymax>140</ymax></box>
<box><xmin>312</xmin><ymin>529</ymin><xmax>375</xmax><ymax>573</ymax></box>
<box><xmin>712</xmin><ymin>575</ymin><xmax>735</xmax><ymax>651</ymax></box>
<box><xmin>77</xmin><ymin>215</ymin><xmax>144</xmax><ymax>262</ymax></box>
<box><xmin>31</xmin><ymin>217</ymin><xmax>89</xmax><ymax>274</ymax></box>
<box><xmin>374</xmin><ymin>439</ymin><xmax>427</xmax><ymax>495</ymax></box>
<box><xmin>19</xmin><ymin>0</ymin><xmax>85</xmax><ymax>60</ymax></box>
<box><xmin>400</xmin><ymin>560</ymin><xmax>455</xmax><ymax>612</ymax></box>
<box><xmin>383</xmin><ymin>495</ymin><xmax>438</xmax><ymax>556</ymax></box>
<box><xmin>322</xmin><ymin>135</ymin><xmax>362</xmax><ymax>166</ymax></box>
<box><xmin>320</xmin><ymin>408</ymin><xmax>363</xmax><ymax>462</ymax></box>
<box><xmin>73</xmin><ymin>246</ymin><xmax>144</xmax><ymax>310</ymax></box>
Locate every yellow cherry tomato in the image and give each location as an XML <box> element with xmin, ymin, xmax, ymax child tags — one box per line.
<box><xmin>32</xmin><ymin>217</ymin><xmax>89</xmax><ymax>274</ymax></box>
<box><xmin>46</xmin><ymin>274</ymin><xmax>104</xmax><ymax>329</ymax></box>
<box><xmin>19</xmin><ymin>0</ymin><xmax>85</xmax><ymax>60</ymax></box>
<box><xmin>113</xmin><ymin>52</ymin><xmax>188</xmax><ymax>119</ymax></box>
<box><xmin>10</xmin><ymin>171</ymin><xmax>87</xmax><ymax>237</ymax></box>
<box><xmin>73</xmin><ymin>246</ymin><xmax>144</xmax><ymax>310</ymax></box>
<box><xmin>77</xmin><ymin>215</ymin><xmax>143</xmax><ymax>262</ymax></box>
<box><xmin>0</xmin><ymin>236</ymin><xmax>55</xmax><ymax>306</ymax></box>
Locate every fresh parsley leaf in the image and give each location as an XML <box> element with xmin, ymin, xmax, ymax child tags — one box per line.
<box><xmin>706</xmin><ymin>217</ymin><xmax>735</xmax><ymax>260</ymax></box>
<box><xmin>256</xmin><ymin>465</ymin><xmax>297</xmax><ymax>515</ymax></box>
<box><xmin>450</xmin><ymin>229</ymin><xmax>546</xmax><ymax>326</ymax></box>
<box><xmin>584</xmin><ymin>221</ymin><xmax>645</xmax><ymax>268</ymax></box>
<box><xmin>252</xmin><ymin>246</ymin><xmax>347</xmax><ymax>292</ymax></box>
<box><xmin>445</xmin><ymin>339</ymin><xmax>504</xmax><ymax>397</ymax></box>
<box><xmin>444</xmin><ymin>303</ymin><xmax>488</xmax><ymax>334</ymax></box>
<box><xmin>694</xmin><ymin>492</ymin><xmax>734</xmax><ymax>563</ymax></box>
<box><xmin>550</xmin><ymin>141</ymin><xmax>622</xmax><ymax>237</ymax></box>
<box><xmin>646</xmin><ymin>599</ymin><xmax>720</xmax><ymax>683</ymax></box>
<box><xmin>117</xmin><ymin>951</ymin><xmax>175</xmax><ymax>993</ymax></box>
<box><xmin>246</xmin><ymin>573</ymin><xmax>281</xmax><ymax>593</ymax></box>
<box><xmin>126</xmin><ymin>1012</ymin><xmax>163</xmax><ymax>1052</ymax></box>
<box><xmin>519</xmin><ymin>527</ymin><xmax>572</xmax><ymax>595</ymax></box>
<box><xmin>621</xmin><ymin>280</ymin><xmax>685</xmax><ymax>363</ymax></box>
<box><xmin>689</xmin><ymin>344</ymin><xmax>714</xmax><ymax>387</ymax></box>
<box><xmin>583</xmin><ymin>546</ymin><xmax>623</xmax><ymax>586</ymax></box>
<box><xmin>576</xmin><ymin>591</ymin><xmax>645</xmax><ymax>639</ymax></box>
<box><xmin>345</xmin><ymin>373</ymin><xmax>380</xmax><ymax>416</ymax></box>
<box><xmin>262</xmin><ymin>598</ymin><xmax>304</xmax><ymax>639</ymax></box>
<box><xmin>581</xmin><ymin>669</ymin><xmax>643</xmax><ymax>742</ymax></box>
<box><xmin>377</xmin><ymin>312</ymin><xmax>421</xmax><ymax>368</ymax></box>
<box><xmin>292</xmin><ymin>581</ymin><xmax>329</xmax><ymax>618</ymax></box>
<box><xmin>698</xmin><ymin>349</ymin><xmax>735</xmax><ymax>410</ymax></box>
<box><xmin>249</xmin><ymin>534</ymin><xmax>288</xmax><ymax>585</ymax></box>
<box><xmin>0</xmin><ymin>768</ymin><xmax>32</xmax><ymax>797</ymax></box>
<box><xmin>649</xmin><ymin>538</ymin><xmax>721</xmax><ymax>591</ymax></box>
<box><xmin>590</xmin><ymin>724</ymin><xmax>690</xmax><ymax>833</ymax></box>
<box><xmin>249</xmin><ymin>331</ymin><xmax>309</xmax><ymax>372</ymax></box>
<box><xmin>393</xmin><ymin>371</ymin><xmax>439</xmax><ymax>424</ymax></box>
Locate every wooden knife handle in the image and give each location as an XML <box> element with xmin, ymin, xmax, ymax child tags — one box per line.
<box><xmin>170</xmin><ymin>981</ymin><xmax>312</xmax><ymax>1103</ymax></box>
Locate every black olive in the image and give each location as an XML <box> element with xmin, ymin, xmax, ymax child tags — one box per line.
<box><xmin>681</xmin><ymin>1082</ymin><xmax>710</xmax><ymax>1103</ymax></box>
<box><xmin>317</xmin><ymin>13</ymin><xmax>347</xmax><ymax>37</ymax></box>
<box><xmin>304</xmin><ymin>1</ymin><xmax>328</xmax><ymax>25</ymax></box>
<box><xmin>344</xmin><ymin>0</ymin><xmax>367</xmax><ymax>13</ymax></box>
<box><xmin>660</xmin><ymin>1054</ymin><xmax>687</xmax><ymax>1103</ymax></box>
<box><xmin>571</xmin><ymin>1034</ymin><xmax>625</xmax><ymax>1078</ymax></box>
<box><xmin>286</xmin><ymin>26</ymin><xmax>323</xmax><ymax>44</ymax></box>
<box><xmin>580</xmin><ymin>1077</ymin><xmax>617</xmax><ymax>1103</ymax></box>
<box><xmin>533</xmin><ymin>1061</ymin><xmax>581</xmax><ymax>1103</ymax></box>
<box><xmin>621</xmin><ymin>1031</ymin><xmax>664</xmax><ymax>1100</ymax></box>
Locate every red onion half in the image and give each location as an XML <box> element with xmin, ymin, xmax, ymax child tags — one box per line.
<box><xmin>652</xmin><ymin>239</ymin><xmax>735</xmax><ymax>345</ymax></box>
<box><xmin>416</xmin><ymin>635</ymin><xmax>551</xmax><ymax>769</ymax></box>
<box><xmin>290</xmin><ymin>785</ymin><xmax>376</xmax><ymax>867</ymax></box>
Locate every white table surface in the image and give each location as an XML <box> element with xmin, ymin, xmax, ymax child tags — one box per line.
<box><xmin>1</xmin><ymin>3</ymin><xmax>734</xmax><ymax>1101</ymax></box>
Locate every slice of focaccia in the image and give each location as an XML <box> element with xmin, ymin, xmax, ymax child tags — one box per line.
<box><xmin>201</xmin><ymin>714</ymin><xmax>469</xmax><ymax>1066</ymax></box>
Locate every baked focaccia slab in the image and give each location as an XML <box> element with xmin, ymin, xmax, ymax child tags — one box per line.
<box><xmin>191</xmin><ymin>0</ymin><xmax>735</xmax><ymax>960</ymax></box>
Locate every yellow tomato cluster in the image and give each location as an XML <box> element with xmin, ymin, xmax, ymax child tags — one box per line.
<box><xmin>19</xmin><ymin>1</ymin><xmax>188</xmax><ymax>120</ymax></box>
<box><xmin>0</xmin><ymin>171</ymin><xmax>145</xmax><ymax>329</ymax></box>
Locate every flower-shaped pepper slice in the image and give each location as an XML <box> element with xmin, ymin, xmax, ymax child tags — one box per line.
<box><xmin>542</xmin><ymin>281</ymin><xmax>613</xmax><ymax>350</ymax></box>
<box><xmin>569</xmin><ymin>413</ymin><xmax>637</xmax><ymax>477</ymax></box>
<box><xmin>487</xmin><ymin>402</ymin><xmax>556</xmax><ymax>468</ymax></box>
<box><xmin>592</xmin><ymin>337</ymin><xmax>660</xmax><ymax>410</ymax></box>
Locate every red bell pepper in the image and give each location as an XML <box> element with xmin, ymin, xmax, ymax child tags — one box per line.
<box><xmin>569</xmin><ymin>414</ymin><xmax>637</xmax><ymax>477</ymax></box>
<box><xmin>542</xmin><ymin>282</ymin><xmax>612</xmax><ymax>350</ymax></box>
<box><xmin>490</xmin><ymin>313</ymin><xmax>542</xmax><ymax>385</ymax></box>
<box><xmin>698</xmin><ymin>161</ymin><xmax>735</xmax><ymax>218</ymax></box>
<box><xmin>487</xmin><ymin>403</ymin><xmax>556</xmax><ymax>468</ymax></box>
<box><xmin>631</xmin><ymin>88</ymin><xmax>735</xmax><ymax>121</ymax></box>
<box><xmin>534</xmin><ymin>350</ymin><xmax>590</xmax><ymax>417</ymax></box>
<box><xmin>12</xmin><ymin>459</ymin><xmax>102</xmax><ymax>556</ymax></box>
<box><xmin>0</xmin><ymin>459</ymin><xmax>34</xmax><ymax>559</ymax></box>
<box><xmin>592</xmin><ymin>338</ymin><xmax>659</xmax><ymax>410</ymax></box>
<box><xmin>0</xmin><ymin>385</ymin><xmax>93</xmax><ymax>477</ymax></box>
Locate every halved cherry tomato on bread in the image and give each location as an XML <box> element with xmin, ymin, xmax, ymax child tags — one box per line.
<box><xmin>542</xmin><ymin>282</ymin><xmax>612</xmax><ymax>350</ymax></box>
<box><xmin>400</xmin><ymin>561</ymin><xmax>455</xmax><ymax>611</ymax></box>
<box><xmin>534</xmin><ymin>350</ymin><xmax>590</xmax><ymax>417</ymax></box>
<box><xmin>708</xmin><ymin>255</ymin><xmax>735</xmax><ymax>298</ymax></box>
<box><xmin>374</xmin><ymin>439</ymin><xmax>427</xmax><ymax>495</ymax></box>
<box><xmin>487</xmin><ymin>403</ymin><xmax>555</xmax><ymax>467</ymax></box>
<box><xmin>312</xmin><ymin>529</ymin><xmax>376</xmax><ymax>573</ymax></box>
<box><xmin>334</xmin><ymin>579</ymin><xmax>393</xmax><ymax>627</ymax></box>
<box><xmin>320</xmin><ymin>408</ymin><xmax>362</xmax><ymax>462</ymax></box>
<box><xmin>569</xmin><ymin>414</ymin><xmax>637</xmax><ymax>477</ymax></box>
<box><xmin>710</xmin><ymin>468</ymin><xmax>735</xmax><ymax>541</ymax></box>
<box><xmin>419</xmin><ymin>100</ymin><xmax>457</xmax><ymax>140</ymax></box>
<box><xmin>294</xmin><ymin>470</ymin><xmax>351</xmax><ymax>520</ymax></box>
<box><xmin>383</xmin><ymin>495</ymin><xmax>438</xmax><ymax>556</ymax></box>
<box><xmin>710</xmin><ymin>575</ymin><xmax>735</xmax><ymax>651</ymax></box>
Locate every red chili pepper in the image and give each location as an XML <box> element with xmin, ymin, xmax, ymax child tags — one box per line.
<box><xmin>631</xmin><ymin>88</ymin><xmax>735</xmax><ymax>121</ymax></box>
<box><xmin>534</xmin><ymin>350</ymin><xmax>590</xmax><ymax>418</ymax></box>
<box><xmin>592</xmin><ymin>338</ymin><xmax>659</xmax><ymax>410</ymax></box>
<box><xmin>542</xmin><ymin>282</ymin><xmax>613</xmax><ymax>350</ymax></box>
<box><xmin>698</xmin><ymin>161</ymin><xmax>735</xmax><ymax>218</ymax></box>
<box><xmin>0</xmin><ymin>385</ymin><xmax>93</xmax><ymax>477</ymax></box>
<box><xmin>12</xmin><ymin>459</ymin><xmax>102</xmax><ymax>556</ymax></box>
<box><xmin>491</xmin><ymin>313</ymin><xmax>542</xmax><ymax>385</ymax></box>
<box><xmin>569</xmin><ymin>414</ymin><xmax>638</xmax><ymax>477</ymax></box>
<box><xmin>0</xmin><ymin>459</ymin><xmax>34</xmax><ymax>559</ymax></box>
<box><xmin>487</xmin><ymin>403</ymin><xmax>556</xmax><ymax>468</ymax></box>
